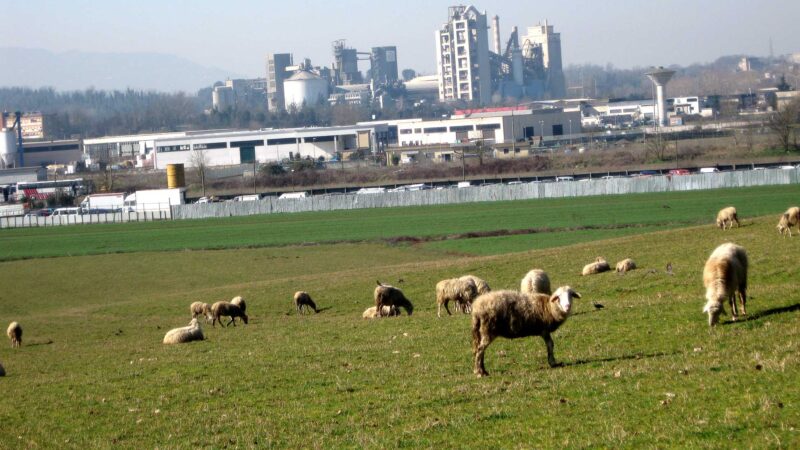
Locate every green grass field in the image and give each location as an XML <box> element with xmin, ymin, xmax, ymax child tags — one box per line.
<box><xmin>1</xmin><ymin>186</ymin><xmax>799</xmax><ymax>448</ymax></box>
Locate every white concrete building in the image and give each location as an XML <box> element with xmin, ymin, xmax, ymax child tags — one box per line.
<box><xmin>83</xmin><ymin>132</ymin><xmax>189</xmax><ymax>166</ymax></box>
<box><xmin>393</xmin><ymin>107</ymin><xmax>580</xmax><ymax>146</ymax></box>
<box><xmin>151</xmin><ymin>125</ymin><xmax>384</xmax><ymax>170</ymax></box>
<box><xmin>436</xmin><ymin>5</ymin><xmax>491</xmax><ymax>105</ymax></box>
<box><xmin>522</xmin><ymin>21</ymin><xmax>566</xmax><ymax>99</ymax></box>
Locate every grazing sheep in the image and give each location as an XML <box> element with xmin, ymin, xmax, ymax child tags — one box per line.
<box><xmin>7</xmin><ymin>322</ymin><xmax>21</xmax><ymax>348</ymax></box>
<box><xmin>374</xmin><ymin>281</ymin><xmax>413</xmax><ymax>316</ymax></box>
<box><xmin>582</xmin><ymin>257</ymin><xmax>611</xmax><ymax>276</ymax></box>
<box><xmin>520</xmin><ymin>269</ymin><xmax>552</xmax><ymax>295</ymax></box>
<box><xmin>457</xmin><ymin>275</ymin><xmax>491</xmax><ymax>313</ymax></box>
<box><xmin>294</xmin><ymin>291</ymin><xmax>318</xmax><ymax>314</ymax></box>
<box><xmin>716</xmin><ymin>206</ymin><xmax>740</xmax><ymax>230</ymax></box>
<box><xmin>362</xmin><ymin>305</ymin><xmax>400</xmax><ymax>319</ymax></box>
<box><xmin>777</xmin><ymin>207</ymin><xmax>800</xmax><ymax>237</ymax></box>
<box><xmin>190</xmin><ymin>302</ymin><xmax>212</xmax><ymax>323</ymax></box>
<box><xmin>163</xmin><ymin>318</ymin><xmax>205</xmax><ymax>344</ymax></box>
<box><xmin>230</xmin><ymin>296</ymin><xmax>247</xmax><ymax>314</ymax></box>
<box><xmin>703</xmin><ymin>243</ymin><xmax>748</xmax><ymax>326</ymax></box>
<box><xmin>436</xmin><ymin>277</ymin><xmax>478</xmax><ymax>318</ymax></box>
<box><xmin>210</xmin><ymin>301</ymin><xmax>249</xmax><ymax>327</ymax></box>
<box><xmin>615</xmin><ymin>258</ymin><xmax>637</xmax><ymax>273</ymax></box>
<box><xmin>471</xmin><ymin>286</ymin><xmax>582</xmax><ymax>377</ymax></box>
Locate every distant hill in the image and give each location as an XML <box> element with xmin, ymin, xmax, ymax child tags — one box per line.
<box><xmin>0</xmin><ymin>47</ymin><xmax>245</xmax><ymax>93</ymax></box>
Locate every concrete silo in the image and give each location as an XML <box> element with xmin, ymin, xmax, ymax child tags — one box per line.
<box><xmin>283</xmin><ymin>71</ymin><xmax>329</xmax><ymax>108</ymax></box>
<box><xmin>0</xmin><ymin>129</ymin><xmax>17</xmax><ymax>168</ymax></box>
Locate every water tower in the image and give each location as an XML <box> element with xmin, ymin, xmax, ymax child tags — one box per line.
<box><xmin>646</xmin><ymin>67</ymin><xmax>676</xmax><ymax>127</ymax></box>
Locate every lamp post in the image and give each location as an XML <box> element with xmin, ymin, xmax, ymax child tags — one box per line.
<box><xmin>569</xmin><ymin>119</ymin><xmax>573</xmax><ymax>146</ymax></box>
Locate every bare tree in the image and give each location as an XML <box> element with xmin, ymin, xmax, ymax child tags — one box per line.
<box><xmin>190</xmin><ymin>149</ymin><xmax>210</xmax><ymax>197</ymax></box>
<box><xmin>768</xmin><ymin>98</ymin><xmax>800</xmax><ymax>152</ymax></box>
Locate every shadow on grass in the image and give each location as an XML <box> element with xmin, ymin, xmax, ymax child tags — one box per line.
<box><xmin>564</xmin><ymin>350</ymin><xmax>678</xmax><ymax>367</ymax></box>
<box><xmin>722</xmin><ymin>303</ymin><xmax>800</xmax><ymax>325</ymax></box>
<box><xmin>26</xmin><ymin>339</ymin><xmax>54</xmax><ymax>347</ymax></box>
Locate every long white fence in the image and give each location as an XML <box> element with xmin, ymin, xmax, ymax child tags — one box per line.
<box><xmin>0</xmin><ymin>209</ymin><xmax>171</xmax><ymax>229</ymax></box>
<box><xmin>173</xmin><ymin>169</ymin><xmax>800</xmax><ymax>220</ymax></box>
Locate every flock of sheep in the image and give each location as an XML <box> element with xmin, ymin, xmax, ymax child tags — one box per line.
<box><xmin>1</xmin><ymin>205</ymin><xmax>796</xmax><ymax>378</ymax></box>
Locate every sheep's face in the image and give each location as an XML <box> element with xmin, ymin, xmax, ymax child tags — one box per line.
<box><xmin>551</xmin><ymin>286</ymin><xmax>581</xmax><ymax>314</ymax></box>
<box><xmin>188</xmin><ymin>318</ymin><xmax>199</xmax><ymax>327</ymax></box>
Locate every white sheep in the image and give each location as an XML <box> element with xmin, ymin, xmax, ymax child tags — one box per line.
<box><xmin>294</xmin><ymin>291</ymin><xmax>318</xmax><ymax>314</ymax></box>
<box><xmin>471</xmin><ymin>286</ymin><xmax>582</xmax><ymax>377</ymax></box>
<box><xmin>703</xmin><ymin>243</ymin><xmax>748</xmax><ymax>326</ymax></box>
<box><xmin>190</xmin><ymin>302</ymin><xmax>213</xmax><ymax>323</ymax></box>
<box><xmin>777</xmin><ymin>207</ymin><xmax>800</xmax><ymax>237</ymax></box>
<box><xmin>211</xmin><ymin>301</ymin><xmax>249</xmax><ymax>327</ymax></box>
<box><xmin>716</xmin><ymin>206</ymin><xmax>740</xmax><ymax>230</ymax></box>
<box><xmin>163</xmin><ymin>318</ymin><xmax>205</xmax><ymax>344</ymax></box>
<box><xmin>582</xmin><ymin>257</ymin><xmax>611</xmax><ymax>276</ymax></box>
<box><xmin>362</xmin><ymin>305</ymin><xmax>400</xmax><ymax>319</ymax></box>
<box><xmin>615</xmin><ymin>258</ymin><xmax>637</xmax><ymax>273</ymax></box>
<box><xmin>374</xmin><ymin>281</ymin><xmax>413</xmax><ymax>316</ymax></box>
<box><xmin>436</xmin><ymin>277</ymin><xmax>478</xmax><ymax>318</ymax></box>
<box><xmin>520</xmin><ymin>269</ymin><xmax>552</xmax><ymax>295</ymax></box>
<box><xmin>230</xmin><ymin>296</ymin><xmax>247</xmax><ymax>314</ymax></box>
<box><xmin>7</xmin><ymin>322</ymin><xmax>21</xmax><ymax>348</ymax></box>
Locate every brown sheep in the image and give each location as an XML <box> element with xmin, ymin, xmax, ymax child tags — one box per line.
<box><xmin>703</xmin><ymin>243</ymin><xmax>748</xmax><ymax>326</ymax></box>
<box><xmin>615</xmin><ymin>258</ymin><xmax>637</xmax><ymax>273</ymax></box>
<box><xmin>230</xmin><ymin>296</ymin><xmax>247</xmax><ymax>314</ymax></box>
<box><xmin>716</xmin><ymin>206</ymin><xmax>740</xmax><ymax>230</ymax></box>
<box><xmin>520</xmin><ymin>269</ymin><xmax>552</xmax><ymax>295</ymax></box>
<box><xmin>436</xmin><ymin>277</ymin><xmax>478</xmax><ymax>318</ymax></box>
<box><xmin>471</xmin><ymin>286</ymin><xmax>582</xmax><ymax>377</ymax></box>
<box><xmin>7</xmin><ymin>322</ymin><xmax>22</xmax><ymax>348</ymax></box>
<box><xmin>294</xmin><ymin>291</ymin><xmax>318</xmax><ymax>314</ymax></box>
<box><xmin>777</xmin><ymin>207</ymin><xmax>800</xmax><ymax>237</ymax></box>
<box><xmin>374</xmin><ymin>281</ymin><xmax>413</xmax><ymax>317</ymax></box>
<box><xmin>210</xmin><ymin>301</ymin><xmax>249</xmax><ymax>327</ymax></box>
<box><xmin>582</xmin><ymin>257</ymin><xmax>611</xmax><ymax>276</ymax></box>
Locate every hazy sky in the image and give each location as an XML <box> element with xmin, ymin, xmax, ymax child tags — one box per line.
<box><xmin>2</xmin><ymin>0</ymin><xmax>799</xmax><ymax>78</ymax></box>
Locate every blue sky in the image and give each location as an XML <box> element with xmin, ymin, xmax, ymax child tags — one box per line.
<box><xmin>2</xmin><ymin>0</ymin><xmax>798</xmax><ymax>77</ymax></box>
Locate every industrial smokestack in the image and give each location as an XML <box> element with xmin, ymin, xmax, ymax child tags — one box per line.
<box><xmin>492</xmin><ymin>15</ymin><xmax>501</xmax><ymax>54</ymax></box>
<box><xmin>646</xmin><ymin>67</ymin><xmax>676</xmax><ymax>127</ymax></box>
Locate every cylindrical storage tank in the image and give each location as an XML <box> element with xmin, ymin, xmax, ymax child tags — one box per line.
<box><xmin>283</xmin><ymin>71</ymin><xmax>329</xmax><ymax>108</ymax></box>
<box><xmin>0</xmin><ymin>129</ymin><xmax>17</xmax><ymax>168</ymax></box>
<box><xmin>167</xmin><ymin>163</ymin><xmax>186</xmax><ymax>188</ymax></box>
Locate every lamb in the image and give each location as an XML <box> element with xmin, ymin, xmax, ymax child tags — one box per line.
<box><xmin>615</xmin><ymin>258</ymin><xmax>637</xmax><ymax>273</ymax></box>
<box><xmin>362</xmin><ymin>305</ymin><xmax>400</xmax><ymax>319</ymax></box>
<box><xmin>7</xmin><ymin>322</ymin><xmax>21</xmax><ymax>348</ymax></box>
<box><xmin>230</xmin><ymin>296</ymin><xmax>247</xmax><ymax>314</ymax></box>
<box><xmin>190</xmin><ymin>302</ymin><xmax>212</xmax><ymax>323</ymax></box>
<box><xmin>716</xmin><ymin>206</ymin><xmax>740</xmax><ymax>230</ymax></box>
<box><xmin>294</xmin><ymin>291</ymin><xmax>318</xmax><ymax>314</ymax></box>
<box><xmin>520</xmin><ymin>269</ymin><xmax>552</xmax><ymax>295</ymax></box>
<box><xmin>163</xmin><ymin>318</ymin><xmax>205</xmax><ymax>344</ymax></box>
<box><xmin>471</xmin><ymin>286</ymin><xmax>582</xmax><ymax>377</ymax></box>
<box><xmin>457</xmin><ymin>275</ymin><xmax>491</xmax><ymax>313</ymax></box>
<box><xmin>210</xmin><ymin>301</ymin><xmax>249</xmax><ymax>327</ymax></box>
<box><xmin>582</xmin><ymin>257</ymin><xmax>611</xmax><ymax>276</ymax></box>
<box><xmin>702</xmin><ymin>243</ymin><xmax>748</xmax><ymax>326</ymax></box>
<box><xmin>436</xmin><ymin>277</ymin><xmax>478</xmax><ymax>318</ymax></box>
<box><xmin>374</xmin><ymin>281</ymin><xmax>413</xmax><ymax>316</ymax></box>
<box><xmin>777</xmin><ymin>206</ymin><xmax>800</xmax><ymax>237</ymax></box>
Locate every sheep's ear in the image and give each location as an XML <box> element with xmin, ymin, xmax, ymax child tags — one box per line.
<box><xmin>571</xmin><ymin>290</ymin><xmax>582</xmax><ymax>299</ymax></box>
<box><xmin>549</xmin><ymin>293</ymin><xmax>560</xmax><ymax>303</ymax></box>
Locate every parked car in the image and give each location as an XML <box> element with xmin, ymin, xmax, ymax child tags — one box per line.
<box><xmin>555</xmin><ymin>176</ymin><xmax>574</xmax><ymax>182</ymax></box>
<box><xmin>278</xmin><ymin>192</ymin><xmax>309</xmax><ymax>199</ymax></box>
<box><xmin>699</xmin><ymin>167</ymin><xmax>719</xmax><ymax>173</ymax></box>
<box><xmin>51</xmin><ymin>207</ymin><xmax>83</xmax><ymax>216</ymax></box>
<box><xmin>668</xmin><ymin>169</ymin><xmax>691</xmax><ymax>175</ymax></box>
<box><xmin>229</xmin><ymin>194</ymin><xmax>260</xmax><ymax>202</ymax></box>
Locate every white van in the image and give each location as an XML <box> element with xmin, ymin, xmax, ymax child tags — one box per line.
<box><xmin>231</xmin><ymin>194</ymin><xmax>260</xmax><ymax>202</ymax></box>
<box><xmin>51</xmin><ymin>207</ymin><xmax>82</xmax><ymax>216</ymax></box>
<box><xmin>456</xmin><ymin>181</ymin><xmax>472</xmax><ymax>188</ymax></box>
<box><xmin>699</xmin><ymin>167</ymin><xmax>719</xmax><ymax>173</ymax></box>
<box><xmin>278</xmin><ymin>191</ymin><xmax>308</xmax><ymax>199</ymax></box>
<box><xmin>555</xmin><ymin>176</ymin><xmax>575</xmax><ymax>182</ymax></box>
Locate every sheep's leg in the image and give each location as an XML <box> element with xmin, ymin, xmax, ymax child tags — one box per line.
<box><xmin>543</xmin><ymin>334</ymin><xmax>561</xmax><ymax>367</ymax></box>
<box><xmin>437</xmin><ymin>302</ymin><xmax>442</xmax><ymax>318</ymax></box>
<box><xmin>729</xmin><ymin>294</ymin><xmax>738</xmax><ymax>321</ymax></box>
<box><xmin>739</xmin><ymin>288</ymin><xmax>747</xmax><ymax>316</ymax></box>
<box><xmin>473</xmin><ymin>323</ymin><xmax>494</xmax><ymax>377</ymax></box>
<box><xmin>444</xmin><ymin>300</ymin><xmax>452</xmax><ymax>316</ymax></box>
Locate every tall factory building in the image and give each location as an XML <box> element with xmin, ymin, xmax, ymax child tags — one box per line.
<box><xmin>522</xmin><ymin>21</ymin><xmax>565</xmax><ymax>99</ymax></box>
<box><xmin>369</xmin><ymin>46</ymin><xmax>399</xmax><ymax>85</ymax></box>
<box><xmin>435</xmin><ymin>5</ymin><xmax>491</xmax><ymax>105</ymax></box>
<box><xmin>266</xmin><ymin>53</ymin><xmax>293</xmax><ymax>112</ymax></box>
<box><xmin>333</xmin><ymin>40</ymin><xmax>363</xmax><ymax>86</ymax></box>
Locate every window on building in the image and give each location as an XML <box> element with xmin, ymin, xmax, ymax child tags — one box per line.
<box><xmin>552</xmin><ymin>124</ymin><xmax>564</xmax><ymax>136</ymax></box>
<box><xmin>230</xmin><ymin>140</ymin><xmax>264</xmax><ymax>148</ymax></box>
<box><xmin>449</xmin><ymin>125</ymin><xmax>473</xmax><ymax>132</ymax></box>
<box><xmin>193</xmin><ymin>142</ymin><xmax>227</xmax><ymax>150</ymax></box>
<box><xmin>476</xmin><ymin>123</ymin><xmax>501</xmax><ymax>131</ymax></box>
<box><xmin>524</xmin><ymin>126</ymin><xmax>535</xmax><ymax>138</ymax></box>
<box><xmin>424</xmin><ymin>127</ymin><xmax>447</xmax><ymax>133</ymax></box>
